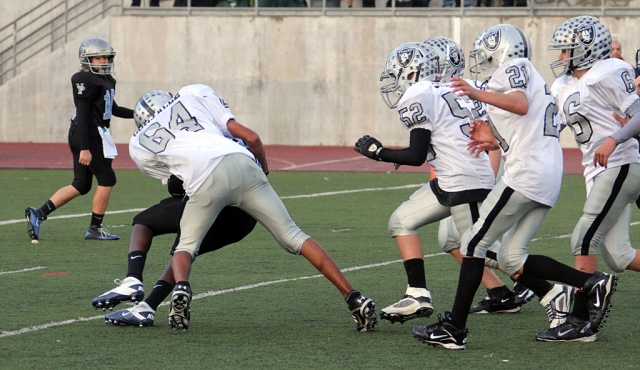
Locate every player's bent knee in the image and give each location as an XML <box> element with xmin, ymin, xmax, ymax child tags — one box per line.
<box><xmin>388</xmin><ymin>221</ymin><xmax>417</xmax><ymax>237</ymax></box>
<box><xmin>72</xmin><ymin>182</ymin><xmax>92</xmax><ymax>195</ymax></box>
<box><xmin>97</xmin><ymin>174</ymin><xmax>116</xmax><ymax>187</ymax></box>
<box><xmin>173</xmin><ymin>246</ymin><xmax>197</xmax><ymax>260</ymax></box>
<box><xmin>440</xmin><ymin>241</ymin><xmax>460</xmax><ymax>253</ymax></box>
<box><xmin>601</xmin><ymin>252</ymin><xmax>630</xmax><ymax>273</ymax></box>
<box><xmin>497</xmin><ymin>254</ymin><xmax>525</xmax><ymax>277</ymax></box>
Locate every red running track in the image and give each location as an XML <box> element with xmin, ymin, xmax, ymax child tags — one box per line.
<box><xmin>0</xmin><ymin>143</ymin><xmax>584</xmax><ymax>175</ymax></box>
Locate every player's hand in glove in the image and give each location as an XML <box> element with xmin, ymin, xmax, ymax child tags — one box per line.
<box><xmin>354</xmin><ymin>135</ymin><xmax>383</xmax><ymax>161</ymax></box>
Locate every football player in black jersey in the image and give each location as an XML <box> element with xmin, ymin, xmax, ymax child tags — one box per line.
<box><xmin>25</xmin><ymin>37</ymin><xmax>133</xmax><ymax>242</ymax></box>
<box><xmin>92</xmin><ymin>175</ymin><xmax>258</xmax><ymax>327</ymax></box>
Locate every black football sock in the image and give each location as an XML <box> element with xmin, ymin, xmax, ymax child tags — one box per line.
<box><xmin>145</xmin><ymin>280</ymin><xmax>173</xmax><ymax>311</ymax></box>
<box><xmin>404</xmin><ymin>258</ymin><xmax>427</xmax><ymax>289</ymax></box>
<box><xmin>572</xmin><ymin>291</ymin><xmax>590</xmax><ymax>321</ymax></box>
<box><xmin>515</xmin><ymin>275</ymin><xmax>554</xmax><ymax>299</ymax></box>
<box><xmin>38</xmin><ymin>200</ymin><xmax>56</xmax><ymax>217</ymax></box>
<box><xmin>90</xmin><ymin>212</ymin><xmax>104</xmax><ymax>227</ymax></box>
<box><xmin>126</xmin><ymin>251</ymin><xmax>147</xmax><ymax>282</ymax></box>
<box><xmin>450</xmin><ymin>257</ymin><xmax>484</xmax><ymax>329</ymax></box>
<box><xmin>522</xmin><ymin>255</ymin><xmax>591</xmax><ymax>288</ymax></box>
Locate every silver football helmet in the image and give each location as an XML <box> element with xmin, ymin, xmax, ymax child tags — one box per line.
<box><xmin>79</xmin><ymin>37</ymin><xmax>116</xmax><ymax>75</ymax></box>
<box><xmin>468</xmin><ymin>24</ymin><xmax>532</xmax><ymax>84</ymax></box>
<box><xmin>422</xmin><ymin>37</ymin><xmax>465</xmax><ymax>82</ymax></box>
<box><xmin>133</xmin><ymin>90</ymin><xmax>174</xmax><ymax>128</ymax></box>
<box><xmin>548</xmin><ymin>16</ymin><xmax>611</xmax><ymax>78</ymax></box>
<box><xmin>380</xmin><ymin>42</ymin><xmax>440</xmax><ymax>109</ymax></box>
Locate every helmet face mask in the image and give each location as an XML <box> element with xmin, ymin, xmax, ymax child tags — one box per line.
<box><xmin>133</xmin><ymin>90</ymin><xmax>174</xmax><ymax>128</ymax></box>
<box><xmin>379</xmin><ymin>42</ymin><xmax>440</xmax><ymax>109</ymax></box>
<box><xmin>422</xmin><ymin>37</ymin><xmax>465</xmax><ymax>82</ymax></box>
<box><xmin>468</xmin><ymin>24</ymin><xmax>532</xmax><ymax>84</ymax></box>
<box><xmin>79</xmin><ymin>37</ymin><xmax>116</xmax><ymax>75</ymax></box>
<box><xmin>548</xmin><ymin>16</ymin><xmax>611</xmax><ymax>78</ymax></box>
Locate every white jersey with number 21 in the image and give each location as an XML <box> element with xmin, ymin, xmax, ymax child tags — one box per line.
<box><xmin>486</xmin><ymin>58</ymin><xmax>563</xmax><ymax>207</ymax></box>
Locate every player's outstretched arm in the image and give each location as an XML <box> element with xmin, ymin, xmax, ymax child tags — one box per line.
<box><xmin>451</xmin><ymin>77</ymin><xmax>528</xmax><ymax>115</ymax></box>
<box><xmin>355</xmin><ymin>129</ymin><xmax>430</xmax><ymax>166</ymax></box>
<box><xmin>227</xmin><ymin>119</ymin><xmax>269</xmax><ymax>174</ymax></box>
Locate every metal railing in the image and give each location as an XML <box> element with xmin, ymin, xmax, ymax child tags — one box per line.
<box><xmin>1</xmin><ymin>0</ymin><xmax>639</xmax><ymax>86</ymax></box>
<box><xmin>0</xmin><ymin>0</ymin><xmax>120</xmax><ymax>85</ymax></box>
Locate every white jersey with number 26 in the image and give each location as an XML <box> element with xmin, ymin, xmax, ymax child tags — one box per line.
<box><xmin>396</xmin><ymin>80</ymin><xmax>495</xmax><ymax>193</ymax></box>
<box><xmin>486</xmin><ymin>58</ymin><xmax>563</xmax><ymax>207</ymax></box>
<box><xmin>129</xmin><ymin>86</ymin><xmax>255</xmax><ymax>197</ymax></box>
<box><xmin>551</xmin><ymin>58</ymin><xmax>640</xmax><ymax>182</ymax></box>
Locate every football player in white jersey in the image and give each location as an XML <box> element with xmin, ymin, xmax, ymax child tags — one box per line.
<box><xmin>411</xmin><ymin>24</ymin><xmax>617</xmax><ymax>349</ymax></box>
<box><xmin>129</xmin><ymin>84</ymin><xmax>378</xmax><ymax>332</ymax></box>
<box><xmin>423</xmin><ymin>37</ymin><xmax>544</xmax><ymax>316</ymax></box>
<box><xmin>354</xmin><ymin>40</ymin><xmax>535</xmax><ymax>325</ymax></box>
<box><xmin>537</xmin><ymin>16</ymin><xmax>640</xmax><ymax>342</ymax></box>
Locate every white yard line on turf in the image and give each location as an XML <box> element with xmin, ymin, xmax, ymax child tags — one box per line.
<box><xmin>0</xmin><ymin>266</ymin><xmax>47</xmax><ymax>275</ymax></box>
<box><xmin>0</xmin><ymin>184</ymin><xmax>426</xmax><ymax>226</ymax></box>
<box><xmin>4</xmin><ymin>222</ymin><xmax>640</xmax><ymax>338</ymax></box>
<box><xmin>3</xmin><ymin>180</ymin><xmax>640</xmax><ymax>338</ymax></box>
<box><xmin>0</xmin><ymin>253</ymin><xmax>444</xmax><ymax>338</ymax></box>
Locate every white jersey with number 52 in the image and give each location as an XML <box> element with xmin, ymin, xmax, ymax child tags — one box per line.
<box><xmin>486</xmin><ymin>58</ymin><xmax>563</xmax><ymax>207</ymax></box>
<box><xmin>397</xmin><ymin>79</ymin><xmax>495</xmax><ymax>193</ymax></box>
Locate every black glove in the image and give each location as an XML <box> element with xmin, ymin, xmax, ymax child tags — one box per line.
<box><xmin>354</xmin><ymin>135</ymin><xmax>383</xmax><ymax>161</ymax></box>
<box><xmin>167</xmin><ymin>175</ymin><xmax>186</xmax><ymax>197</ymax></box>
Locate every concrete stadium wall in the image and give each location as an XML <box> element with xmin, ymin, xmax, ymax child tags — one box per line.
<box><xmin>2</xmin><ymin>14</ymin><xmax>639</xmax><ymax>147</ymax></box>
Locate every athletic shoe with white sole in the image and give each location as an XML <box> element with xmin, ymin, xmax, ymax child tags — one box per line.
<box><xmin>535</xmin><ymin>314</ymin><xmax>596</xmax><ymax>342</ymax></box>
<box><xmin>92</xmin><ymin>277</ymin><xmax>145</xmax><ymax>311</ymax></box>
<box><xmin>105</xmin><ymin>302</ymin><xmax>155</xmax><ymax>327</ymax></box>
<box><xmin>25</xmin><ymin>207</ymin><xmax>46</xmax><ymax>241</ymax></box>
<box><xmin>580</xmin><ymin>271</ymin><xmax>618</xmax><ymax>333</ymax></box>
<box><xmin>169</xmin><ymin>284</ymin><xmax>192</xmax><ymax>331</ymax></box>
<box><xmin>412</xmin><ymin>311</ymin><xmax>468</xmax><ymax>350</ymax></box>
<box><xmin>85</xmin><ymin>225</ymin><xmax>119</xmax><ymax>240</ymax></box>
<box><xmin>380</xmin><ymin>287</ymin><xmax>434</xmax><ymax>324</ymax></box>
<box><xmin>540</xmin><ymin>284</ymin><xmax>573</xmax><ymax>329</ymax></box>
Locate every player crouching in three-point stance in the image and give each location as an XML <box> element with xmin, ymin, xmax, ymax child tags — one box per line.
<box><xmin>410</xmin><ymin>24</ymin><xmax>617</xmax><ymax>350</ymax></box>
<box><xmin>128</xmin><ymin>85</ymin><xmax>378</xmax><ymax>332</ymax></box>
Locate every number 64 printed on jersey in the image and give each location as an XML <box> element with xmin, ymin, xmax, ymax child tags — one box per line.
<box><xmin>138</xmin><ymin>102</ymin><xmax>204</xmax><ymax>154</ymax></box>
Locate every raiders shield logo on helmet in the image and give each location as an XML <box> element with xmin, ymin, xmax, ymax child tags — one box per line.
<box><xmin>397</xmin><ymin>48</ymin><xmax>416</xmax><ymax>68</ymax></box>
<box><xmin>576</xmin><ymin>24</ymin><xmax>595</xmax><ymax>46</ymax></box>
<box><xmin>482</xmin><ymin>30</ymin><xmax>501</xmax><ymax>51</ymax></box>
<box><xmin>449</xmin><ymin>48</ymin><xmax>461</xmax><ymax>66</ymax></box>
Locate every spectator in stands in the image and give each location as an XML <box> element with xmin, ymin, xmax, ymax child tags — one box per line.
<box><xmin>132</xmin><ymin>0</ymin><xmax>160</xmax><ymax>5</ymax></box>
<box><xmin>502</xmin><ymin>0</ymin><xmax>526</xmax><ymax>5</ymax></box>
<box><xmin>259</xmin><ymin>0</ymin><xmax>307</xmax><ymax>5</ymax></box>
<box><xmin>611</xmin><ymin>40</ymin><xmax>625</xmax><ymax>60</ymax></box>
<box><xmin>386</xmin><ymin>0</ymin><xmax>424</xmax><ymax>7</ymax></box>
<box><xmin>174</xmin><ymin>0</ymin><xmax>218</xmax><ymax>5</ymax></box>
<box><xmin>443</xmin><ymin>0</ymin><xmax>472</xmax><ymax>7</ymax></box>
<box><xmin>217</xmin><ymin>0</ymin><xmax>249</xmax><ymax>6</ymax></box>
